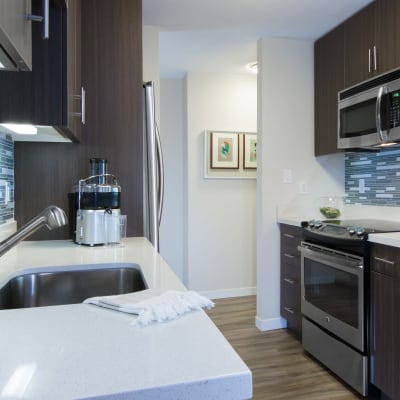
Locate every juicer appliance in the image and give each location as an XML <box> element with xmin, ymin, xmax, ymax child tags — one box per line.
<box><xmin>71</xmin><ymin>158</ymin><xmax>121</xmax><ymax>246</ymax></box>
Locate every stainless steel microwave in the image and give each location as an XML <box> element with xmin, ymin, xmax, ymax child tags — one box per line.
<box><xmin>338</xmin><ymin>68</ymin><xmax>400</xmax><ymax>150</ymax></box>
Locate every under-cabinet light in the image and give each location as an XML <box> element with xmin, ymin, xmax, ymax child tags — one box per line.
<box><xmin>0</xmin><ymin>123</ymin><xmax>37</xmax><ymax>135</ymax></box>
<box><xmin>0</xmin><ymin>61</ymin><xmax>5</xmax><ymax>69</ymax></box>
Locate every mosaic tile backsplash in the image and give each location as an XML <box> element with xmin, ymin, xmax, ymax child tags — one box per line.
<box><xmin>0</xmin><ymin>133</ymin><xmax>14</xmax><ymax>224</ymax></box>
<box><xmin>345</xmin><ymin>148</ymin><xmax>400</xmax><ymax>206</ymax></box>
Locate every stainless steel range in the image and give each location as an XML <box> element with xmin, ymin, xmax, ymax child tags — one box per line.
<box><xmin>299</xmin><ymin>219</ymin><xmax>400</xmax><ymax>396</ymax></box>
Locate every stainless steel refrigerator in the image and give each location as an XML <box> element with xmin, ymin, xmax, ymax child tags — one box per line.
<box><xmin>142</xmin><ymin>81</ymin><xmax>164</xmax><ymax>251</ymax></box>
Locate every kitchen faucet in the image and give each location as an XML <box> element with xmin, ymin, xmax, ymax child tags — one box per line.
<box><xmin>0</xmin><ymin>205</ymin><xmax>68</xmax><ymax>257</ymax></box>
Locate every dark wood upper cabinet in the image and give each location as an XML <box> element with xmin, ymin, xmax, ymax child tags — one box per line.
<box><xmin>344</xmin><ymin>0</ymin><xmax>400</xmax><ymax>88</ymax></box>
<box><xmin>314</xmin><ymin>25</ymin><xmax>345</xmax><ymax>156</ymax></box>
<box><xmin>375</xmin><ymin>0</ymin><xmax>400</xmax><ymax>74</ymax></box>
<box><xmin>343</xmin><ymin>2</ymin><xmax>375</xmax><ymax>88</ymax></box>
<box><xmin>0</xmin><ymin>0</ymin><xmax>82</xmax><ymax>142</ymax></box>
<box><xmin>314</xmin><ymin>0</ymin><xmax>400</xmax><ymax>156</ymax></box>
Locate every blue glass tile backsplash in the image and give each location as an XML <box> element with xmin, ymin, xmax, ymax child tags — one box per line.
<box><xmin>345</xmin><ymin>149</ymin><xmax>400</xmax><ymax>206</ymax></box>
<box><xmin>0</xmin><ymin>133</ymin><xmax>14</xmax><ymax>224</ymax></box>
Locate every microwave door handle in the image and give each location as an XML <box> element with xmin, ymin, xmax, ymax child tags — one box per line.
<box><xmin>376</xmin><ymin>86</ymin><xmax>389</xmax><ymax>142</ymax></box>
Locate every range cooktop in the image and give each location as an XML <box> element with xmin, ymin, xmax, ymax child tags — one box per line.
<box><xmin>302</xmin><ymin>218</ymin><xmax>400</xmax><ymax>240</ymax></box>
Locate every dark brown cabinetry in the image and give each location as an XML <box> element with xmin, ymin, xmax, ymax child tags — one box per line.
<box><xmin>0</xmin><ymin>0</ymin><xmax>82</xmax><ymax>142</ymax></box>
<box><xmin>314</xmin><ymin>25</ymin><xmax>344</xmax><ymax>156</ymax></box>
<box><xmin>314</xmin><ymin>0</ymin><xmax>400</xmax><ymax>156</ymax></box>
<box><xmin>280</xmin><ymin>224</ymin><xmax>302</xmax><ymax>337</ymax></box>
<box><xmin>343</xmin><ymin>2</ymin><xmax>375</xmax><ymax>88</ymax></box>
<box><xmin>344</xmin><ymin>0</ymin><xmax>400</xmax><ymax>88</ymax></box>
<box><xmin>375</xmin><ymin>0</ymin><xmax>400</xmax><ymax>75</ymax></box>
<box><xmin>370</xmin><ymin>243</ymin><xmax>400</xmax><ymax>399</ymax></box>
<box><xmin>14</xmin><ymin>0</ymin><xmax>143</xmax><ymax>240</ymax></box>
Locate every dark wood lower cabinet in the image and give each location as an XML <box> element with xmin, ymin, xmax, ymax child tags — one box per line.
<box><xmin>280</xmin><ymin>224</ymin><xmax>302</xmax><ymax>337</ymax></box>
<box><xmin>370</xmin><ymin>243</ymin><xmax>400</xmax><ymax>400</ymax></box>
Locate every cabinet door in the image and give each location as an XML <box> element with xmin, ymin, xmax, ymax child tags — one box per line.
<box><xmin>314</xmin><ymin>25</ymin><xmax>344</xmax><ymax>156</ymax></box>
<box><xmin>370</xmin><ymin>271</ymin><xmax>400</xmax><ymax>399</ymax></box>
<box><xmin>0</xmin><ymin>0</ymin><xmax>81</xmax><ymax>142</ymax></box>
<box><xmin>343</xmin><ymin>2</ymin><xmax>375</xmax><ymax>87</ymax></box>
<box><xmin>66</xmin><ymin>0</ymin><xmax>83</xmax><ymax>141</ymax></box>
<box><xmin>375</xmin><ymin>0</ymin><xmax>400</xmax><ymax>74</ymax></box>
<box><xmin>280</xmin><ymin>224</ymin><xmax>302</xmax><ymax>337</ymax></box>
<box><xmin>0</xmin><ymin>0</ymin><xmax>32</xmax><ymax>70</ymax></box>
<box><xmin>370</xmin><ymin>244</ymin><xmax>400</xmax><ymax>399</ymax></box>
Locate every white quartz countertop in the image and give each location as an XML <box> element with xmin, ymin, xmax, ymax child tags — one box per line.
<box><xmin>0</xmin><ymin>238</ymin><xmax>252</xmax><ymax>400</ymax></box>
<box><xmin>368</xmin><ymin>232</ymin><xmax>400</xmax><ymax>248</ymax></box>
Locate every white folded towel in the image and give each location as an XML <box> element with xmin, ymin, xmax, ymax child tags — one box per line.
<box><xmin>83</xmin><ymin>289</ymin><xmax>215</xmax><ymax>326</ymax></box>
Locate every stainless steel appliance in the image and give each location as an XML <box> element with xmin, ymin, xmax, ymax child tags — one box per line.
<box><xmin>72</xmin><ymin>159</ymin><xmax>121</xmax><ymax>246</ymax></box>
<box><xmin>338</xmin><ymin>68</ymin><xmax>400</xmax><ymax>150</ymax></box>
<box><xmin>142</xmin><ymin>81</ymin><xmax>164</xmax><ymax>251</ymax></box>
<box><xmin>299</xmin><ymin>219</ymin><xmax>400</xmax><ymax>396</ymax></box>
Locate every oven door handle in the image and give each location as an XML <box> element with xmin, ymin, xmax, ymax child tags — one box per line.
<box><xmin>298</xmin><ymin>245</ymin><xmax>363</xmax><ymax>271</ymax></box>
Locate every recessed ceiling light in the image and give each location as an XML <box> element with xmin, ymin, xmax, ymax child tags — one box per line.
<box><xmin>246</xmin><ymin>62</ymin><xmax>258</xmax><ymax>74</ymax></box>
<box><xmin>0</xmin><ymin>123</ymin><xmax>38</xmax><ymax>135</ymax></box>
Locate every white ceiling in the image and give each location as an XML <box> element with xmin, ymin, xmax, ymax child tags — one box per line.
<box><xmin>143</xmin><ymin>0</ymin><xmax>373</xmax><ymax>78</ymax></box>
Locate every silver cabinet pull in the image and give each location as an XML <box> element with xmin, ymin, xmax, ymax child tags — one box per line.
<box><xmin>81</xmin><ymin>87</ymin><xmax>86</xmax><ymax>125</ymax></box>
<box><xmin>284</xmin><ymin>253</ymin><xmax>295</xmax><ymax>259</ymax></box>
<box><xmin>368</xmin><ymin>48</ymin><xmax>371</xmax><ymax>73</ymax></box>
<box><xmin>283</xmin><ymin>233</ymin><xmax>295</xmax><ymax>239</ymax></box>
<box><xmin>284</xmin><ymin>307</ymin><xmax>295</xmax><ymax>315</ymax></box>
<box><xmin>374</xmin><ymin>256</ymin><xmax>395</xmax><ymax>265</ymax></box>
<box><xmin>27</xmin><ymin>0</ymin><xmax>50</xmax><ymax>39</ymax></box>
<box><xmin>373</xmin><ymin>45</ymin><xmax>377</xmax><ymax>71</ymax></box>
<box><xmin>284</xmin><ymin>278</ymin><xmax>296</xmax><ymax>285</ymax></box>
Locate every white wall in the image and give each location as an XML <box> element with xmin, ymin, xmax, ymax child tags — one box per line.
<box><xmin>256</xmin><ymin>37</ymin><xmax>345</xmax><ymax>330</ymax></box>
<box><xmin>185</xmin><ymin>72</ymin><xmax>257</xmax><ymax>298</ymax></box>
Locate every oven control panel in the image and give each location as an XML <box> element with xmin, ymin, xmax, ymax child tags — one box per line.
<box><xmin>304</xmin><ymin>220</ymin><xmax>367</xmax><ymax>240</ymax></box>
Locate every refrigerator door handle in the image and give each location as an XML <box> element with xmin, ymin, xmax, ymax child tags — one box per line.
<box><xmin>155</xmin><ymin>122</ymin><xmax>164</xmax><ymax>225</ymax></box>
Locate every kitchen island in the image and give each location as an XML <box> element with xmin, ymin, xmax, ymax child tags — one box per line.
<box><xmin>0</xmin><ymin>238</ymin><xmax>252</xmax><ymax>399</ymax></box>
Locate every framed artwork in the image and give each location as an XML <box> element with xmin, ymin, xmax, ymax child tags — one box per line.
<box><xmin>243</xmin><ymin>134</ymin><xmax>257</xmax><ymax>169</ymax></box>
<box><xmin>210</xmin><ymin>132</ymin><xmax>239</xmax><ymax>169</ymax></box>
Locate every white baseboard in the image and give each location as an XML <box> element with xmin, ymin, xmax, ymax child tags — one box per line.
<box><xmin>255</xmin><ymin>316</ymin><xmax>287</xmax><ymax>331</ymax></box>
<box><xmin>199</xmin><ymin>286</ymin><xmax>256</xmax><ymax>300</ymax></box>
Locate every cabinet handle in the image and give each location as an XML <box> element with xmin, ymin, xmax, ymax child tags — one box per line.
<box><xmin>368</xmin><ymin>48</ymin><xmax>371</xmax><ymax>73</ymax></box>
<box><xmin>284</xmin><ymin>253</ymin><xmax>295</xmax><ymax>259</ymax></box>
<box><xmin>283</xmin><ymin>233</ymin><xmax>295</xmax><ymax>239</ymax></box>
<box><xmin>374</xmin><ymin>256</ymin><xmax>395</xmax><ymax>265</ymax></box>
<box><xmin>284</xmin><ymin>307</ymin><xmax>295</xmax><ymax>315</ymax></box>
<box><xmin>373</xmin><ymin>45</ymin><xmax>377</xmax><ymax>71</ymax></box>
<box><xmin>27</xmin><ymin>0</ymin><xmax>50</xmax><ymax>39</ymax></box>
<box><xmin>284</xmin><ymin>278</ymin><xmax>296</xmax><ymax>285</ymax></box>
<box><xmin>81</xmin><ymin>87</ymin><xmax>86</xmax><ymax>125</ymax></box>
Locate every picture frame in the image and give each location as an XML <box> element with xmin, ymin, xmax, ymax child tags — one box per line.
<box><xmin>243</xmin><ymin>134</ymin><xmax>257</xmax><ymax>169</ymax></box>
<box><xmin>210</xmin><ymin>132</ymin><xmax>239</xmax><ymax>169</ymax></box>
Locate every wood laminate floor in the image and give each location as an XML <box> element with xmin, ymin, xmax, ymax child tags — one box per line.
<box><xmin>206</xmin><ymin>296</ymin><xmax>378</xmax><ymax>400</ymax></box>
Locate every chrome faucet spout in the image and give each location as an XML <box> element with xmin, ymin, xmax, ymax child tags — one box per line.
<box><xmin>0</xmin><ymin>206</ymin><xmax>68</xmax><ymax>257</ymax></box>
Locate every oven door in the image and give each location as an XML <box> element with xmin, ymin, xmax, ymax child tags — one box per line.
<box><xmin>299</xmin><ymin>241</ymin><xmax>365</xmax><ymax>352</ymax></box>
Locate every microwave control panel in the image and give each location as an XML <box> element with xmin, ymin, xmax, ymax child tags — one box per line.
<box><xmin>390</xmin><ymin>91</ymin><xmax>400</xmax><ymax>128</ymax></box>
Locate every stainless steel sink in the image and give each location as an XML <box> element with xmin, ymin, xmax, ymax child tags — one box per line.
<box><xmin>0</xmin><ymin>263</ymin><xmax>147</xmax><ymax>310</ymax></box>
